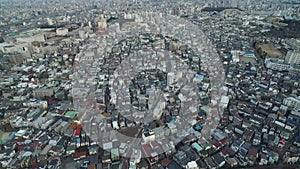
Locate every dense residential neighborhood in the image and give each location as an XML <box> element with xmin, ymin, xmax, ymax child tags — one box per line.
<box><xmin>0</xmin><ymin>0</ymin><xmax>300</xmax><ymax>169</ymax></box>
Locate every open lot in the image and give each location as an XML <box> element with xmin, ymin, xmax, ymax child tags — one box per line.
<box><xmin>118</xmin><ymin>125</ymin><xmax>141</xmax><ymax>138</ymax></box>
<box><xmin>258</xmin><ymin>44</ymin><xmax>283</xmax><ymax>58</ymax></box>
<box><xmin>0</xmin><ymin>130</ymin><xmax>11</xmax><ymax>140</ymax></box>
<box><xmin>0</xmin><ymin>130</ymin><xmax>11</xmax><ymax>144</ymax></box>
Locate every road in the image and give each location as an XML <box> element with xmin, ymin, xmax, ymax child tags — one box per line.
<box><xmin>119</xmin><ymin>128</ymin><xmax>143</xmax><ymax>169</ymax></box>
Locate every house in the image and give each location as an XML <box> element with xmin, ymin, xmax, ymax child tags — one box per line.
<box><xmin>2</xmin><ymin>148</ymin><xmax>16</xmax><ymax>161</ymax></box>
<box><xmin>112</xmin><ymin>121</ymin><xmax>119</xmax><ymax>130</ymax></box>
<box><xmin>242</xmin><ymin>120</ymin><xmax>252</xmax><ymax>128</ymax></box>
<box><xmin>137</xmin><ymin>158</ymin><xmax>149</xmax><ymax>169</ymax></box>
<box><xmin>129</xmin><ymin>149</ymin><xmax>141</xmax><ymax>166</ymax></box>
<box><xmin>259</xmin><ymin>153</ymin><xmax>268</xmax><ymax>166</ymax></box>
<box><xmin>252</xmin><ymin>132</ymin><xmax>262</xmax><ymax>145</ymax></box>
<box><xmin>160</xmin><ymin>139</ymin><xmax>176</xmax><ymax>156</ymax></box>
<box><xmin>161</xmin><ymin>158</ymin><xmax>172</xmax><ymax>167</ymax></box>
<box><xmin>49</xmin><ymin>145</ymin><xmax>64</xmax><ymax>156</ymax></box>
<box><xmin>74</xmin><ymin>151</ymin><xmax>87</xmax><ymax>160</ymax></box>
<box><xmin>153</xmin><ymin>126</ymin><xmax>169</xmax><ymax>139</ymax></box>
<box><xmin>119</xmin><ymin>143</ymin><xmax>127</xmax><ymax>155</ymax></box>
<box><xmin>224</xmin><ymin>146</ymin><xmax>236</xmax><ymax>157</ymax></box>
<box><xmin>204</xmin><ymin>157</ymin><xmax>217</xmax><ymax>169</ymax></box>
<box><xmin>142</xmin><ymin>143</ymin><xmax>159</xmax><ymax>165</ymax></box>
<box><xmin>262</xmin><ymin>133</ymin><xmax>269</xmax><ymax>144</ymax></box>
<box><xmin>88</xmin><ymin>145</ymin><xmax>98</xmax><ymax>155</ymax></box>
<box><xmin>220</xmin><ymin>95</ymin><xmax>230</xmax><ymax>108</ymax></box>
<box><xmin>187</xmin><ymin>161</ymin><xmax>199</xmax><ymax>169</ymax></box>
<box><xmin>268</xmin><ymin>151</ymin><xmax>279</xmax><ymax>164</ymax></box>
<box><xmin>280</xmin><ymin>129</ymin><xmax>291</xmax><ymax>140</ymax></box>
<box><xmin>210</xmin><ymin>139</ymin><xmax>223</xmax><ymax>151</ymax></box>
<box><xmin>196</xmin><ymin>159</ymin><xmax>208</xmax><ymax>169</ymax></box>
<box><xmin>111</xmin><ymin>148</ymin><xmax>120</xmax><ymax>162</ymax></box>
<box><xmin>212</xmin><ymin>153</ymin><xmax>225</xmax><ymax>168</ymax></box>
<box><xmin>173</xmin><ymin>150</ymin><xmax>189</xmax><ymax>167</ymax></box>
<box><xmin>237</xmin><ymin>156</ymin><xmax>248</xmax><ymax>167</ymax></box>
<box><xmin>243</xmin><ymin>129</ymin><xmax>254</xmax><ymax>142</ymax></box>
<box><xmin>181</xmin><ymin>134</ymin><xmax>197</xmax><ymax>145</ymax></box>
<box><xmin>284</xmin><ymin>152</ymin><xmax>299</xmax><ymax>164</ymax></box>
<box><xmin>288</xmin><ymin>109</ymin><xmax>300</xmax><ymax>124</ymax></box>
<box><xmin>246</xmin><ymin>147</ymin><xmax>258</xmax><ymax>164</ymax></box>
<box><xmin>293</xmin><ymin>135</ymin><xmax>300</xmax><ymax>146</ymax></box>
<box><xmin>198</xmin><ymin>138</ymin><xmax>213</xmax><ymax>151</ymax></box>
<box><xmin>167</xmin><ymin>122</ymin><xmax>177</xmax><ymax>134</ymax></box>
<box><xmin>179</xmin><ymin>145</ymin><xmax>201</xmax><ymax>162</ymax></box>
<box><xmin>166</xmin><ymin>160</ymin><xmax>182</xmax><ymax>169</ymax></box>
<box><xmin>220</xmin><ymin>150</ymin><xmax>229</xmax><ymax>158</ymax></box>
<box><xmin>32</xmin><ymin>88</ymin><xmax>54</xmax><ymax>98</ymax></box>
<box><xmin>191</xmin><ymin>142</ymin><xmax>203</xmax><ymax>155</ymax></box>
<box><xmin>225</xmin><ymin>157</ymin><xmax>238</xmax><ymax>167</ymax></box>
<box><xmin>40</xmin><ymin>144</ymin><xmax>52</xmax><ymax>156</ymax></box>
<box><xmin>231</xmin><ymin>139</ymin><xmax>244</xmax><ymax>153</ymax></box>
<box><xmin>102</xmin><ymin>162</ymin><xmax>110</xmax><ymax>169</ymax></box>
<box><xmin>103</xmin><ymin>142</ymin><xmax>113</xmax><ymax>151</ymax></box>
<box><xmin>212</xmin><ymin>129</ymin><xmax>227</xmax><ymax>141</ymax></box>
<box><xmin>234</xmin><ymin>126</ymin><xmax>245</xmax><ymax>135</ymax></box>
<box><xmin>149</xmin><ymin>141</ymin><xmax>161</xmax><ymax>151</ymax></box>
<box><xmin>66</xmin><ymin>145</ymin><xmax>76</xmax><ymax>155</ymax></box>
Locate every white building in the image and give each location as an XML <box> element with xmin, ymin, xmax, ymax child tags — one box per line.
<box><xmin>112</xmin><ymin>121</ymin><xmax>119</xmax><ymax>130</ymax></box>
<box><xmin>167</xmin><ymin>122</ymin><xmax>177</xmax><ymax>134</ymax></box>
<box><xmin>285</xmin><ymin>50</ymin><xmax>300</xmax><ymax>65</ymax></box>
<box><xmin>98</xmin><ymin>18</ymin><xmax>107</xmax><ymax>29</ymax></box>
<box><xmin>153</xmin><ymin>101</ymin><xmax>165</xmax><ymax>120</ymax></box>
<box><xmin>142</xmin><ymin>130</ymin><xmax>155</xmax><ymax>143</ymax></box>
<box><xmin>78</xmin><ymin>30</ymin><xmax>88</xmax><ymax>39</ymax></box>
<box><xmin>124</xmin><ymin>13</ymin><xmax>133</xmax><ymax>19</ymax></box>
<box><xmin>129</xmin><ymin>149</ymin><xmax>141</xmax><ymax>166</ymax></box>
<box><xmin>56</xmin><ymin>28</ymin><xmax>68</xmax><ymax>36</ymax></box>
<box><xmin>16</xmin><ymin>29</ymin><xmax>46</xmax><ymax>43</ymax></box>
<box><xmin>221</xmin><ymin>95</ymin><xmax>230</xmax><ymax>108</ymax></box>
<box><xmin>284</xmin><ymin>96</ymin><xmax>300</xmax><ymax>108</ymax></box>
<box><xmin>187</xmin><ymin>161</ymin><xmax>199</xmax><ymax>169</ymax></box>
<box><xmin>167</xmin><ymin>71</ymin><xmax>182</xmax><ymax>85</ymax></box>
<box><xmin>153</xmin><ymin>126</ymin><xmax>170</xmax><ymax>139</ymax></box>
<box><xmin>265</xmin><ymin>58</ymin><xmax>291</xmax><ymax>71</ymax></box>
<box><xmin>231</xmin><ymin>50</ymin><xmax>241</xmax><ymax>63</ymax></box>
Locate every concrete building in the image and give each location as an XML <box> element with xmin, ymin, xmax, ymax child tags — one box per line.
<box><xmin>14</xmin><ymin>29</ymin><xmax>47</xmax><ymax>43</ymax></box>
<box><xmin>265</xmin><ymin>58</ymin><xmax>291</xmax><ymax>71</ymax></box>
<box><xmin>33</xmin><ymin>88</ymin><xmax>54</xmax><ymax>98</ymax></box>
<box><xmin>56</xmin><ymin>28</ymin><xmax>69</xmax><ymax>36</ymax></box>
<box><xmin>98</xmin><ymin>18</ymin><xmax>107</xmax><ymax>29</ymax></box>
<box><xmin>7</xmin><ymin>54</ymin><xmax>25</xmax><ymax>64</ymax></box>
<box><xmin>187</xmin><ymin>161</ymin><xmax>199</xmax><ymax>169</ymax></box>
<box><xmin>142</xmin><ymin>130</ymin><xmax>155</xmax><ymax>143</ymax></box>
<box><xmin>285</xmin><ymin>50</ymin><xmax>300</xmax><ymax>65</ymax></box>
<box><xmin>153</xmin><ymin>101</ymin><xmax>165</xmax><ymax>120</ymax></box>
<box><xmin>283</xmin><ymin>97</ymin><xmax>300</xmax><ymax>109</ymax></box>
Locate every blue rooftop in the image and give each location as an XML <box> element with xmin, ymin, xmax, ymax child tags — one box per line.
<box><xmin>192</xmin><ymin>142</ymin><xmax>203</xmax><ymax>152</ymax></box>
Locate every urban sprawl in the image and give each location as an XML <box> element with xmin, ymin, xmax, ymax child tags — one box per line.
<box><xmin>0</xmin><ymin>0</ymin><xmax>300</xmax><ymax>169</ymax></box>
